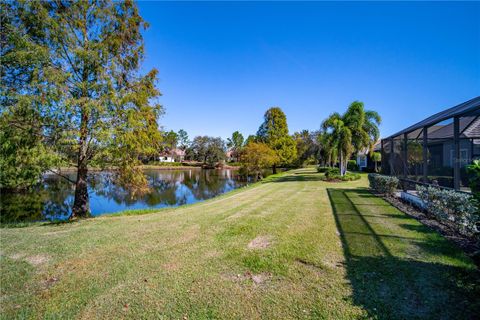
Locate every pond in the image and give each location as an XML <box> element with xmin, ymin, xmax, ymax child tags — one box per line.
<box><xmin>0</xmin><ymin>169</ymin><xmax>252</xmax><ymax>223</ymax></box>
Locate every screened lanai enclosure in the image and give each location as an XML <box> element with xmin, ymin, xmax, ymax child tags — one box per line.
<box><xmin>382</xmin><ymin>96</ymin><xmax>480</xmax><ymax>192</ymax></box>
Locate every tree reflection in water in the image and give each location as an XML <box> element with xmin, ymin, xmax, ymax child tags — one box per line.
<box><xmin>1</xmin><ymin>169</ymin><xmax>246</xmax><ymax>223</ymax></box>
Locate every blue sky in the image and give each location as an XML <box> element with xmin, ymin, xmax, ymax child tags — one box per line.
<box><xmin>137</xmin><ymin>1</ymin><xmax>480</xmax><ymax>140</ymax></box>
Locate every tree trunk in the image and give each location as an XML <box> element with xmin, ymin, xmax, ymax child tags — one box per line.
<box><xmin>339</xmin><ymin>150</ymin><xmax>345</xmax><ymax>176</ymax></box>
<box><xmin>72</xmin><ymin>163</ymin><xmax>89</xmax><ymax>218</ymax></box>
<box><xmin>272</xmin><ymin>164</ymin><xmax>277</xmax><ymax>174</ymax></box>
<box><xmin>374</xmin><ymin>161</ymin><xmax>378</xmax><ymax>172</ymax></box>
<box><xmin>71</xmin><ymin>110</ymin><xmax>90</xmax><ymax>218</ymax></box>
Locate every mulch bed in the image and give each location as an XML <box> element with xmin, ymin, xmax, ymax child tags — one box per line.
<box><xmin>371</xmin><ymin>191</ymin><xmax>480</xmax><ymax>268</ymax></box>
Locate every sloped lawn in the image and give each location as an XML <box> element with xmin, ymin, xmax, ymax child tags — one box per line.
<box><xmin>1</xmin><ymin>169</ymin><xmax>478</xmax><ymax>319</ymax></box>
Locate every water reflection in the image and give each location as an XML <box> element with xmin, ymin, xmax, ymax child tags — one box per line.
<box><xmin>0</xmin><ymin>169</ymin><xmax>247</xmax><ymax>223</ymax></box>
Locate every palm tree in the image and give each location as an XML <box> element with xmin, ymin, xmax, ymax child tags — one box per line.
<box><xmin>321</xmin><ymin>113</ymin><xmax>353</xmax><ymax>176</ymax></box>
<box><xmin>321</xmin><ymin>102</ymin><xmax>381</xmax><ymax>176</ymax></box>
<box><xmin>343</xmin><ymin>101</ymin><xmax>381</xmax><ymax>153</ymax></box>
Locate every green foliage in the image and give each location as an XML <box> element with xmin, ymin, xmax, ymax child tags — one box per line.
<box><xmin>368</xmin><ymin>173</ymin><xmax>399</xmax><ymax>196</ymax></box>
<box><xmin>0</xmin><ymin>106</ymin><xmax>61</xmax><ymax>190</ymax></box>
<box><xmin>163</xmin><ymin>130</ymin><xmax>178</xmax><ymax>152</ymax></box>
<box><xmin>317</xmin><ymin>166</ymin><xmax>331</xmax><ymax>173</ymax></box>
<box><xmin>2</xmin><ymin>1</ymin><xmax>163</xmax><ymax>216</ymax></box>
<box><xmin>347</xmin><ymin>160</ymin><xmax>358</xmax><ymax>171</ymax></box>
<box><xmin>244</xmin><ymin>135</ymin><xmax>258</xmax><ymax>146</ymax></box>
<box><xmin>371</xmin><ymin>152</ymin><xmax>382</xmax><ymax>163</ymax></box>
<box><xmin>321</xmin><ymin>102</ymin><xmax>381</xmax><ymax>176</ymax></box>
<box><xmin>240</xmin><ymin>142</ymin><xmax>279</xmax><ymax>179</ymax></box>
<box><xmin>226</xmin><ymin>131</ymin><xmax>245</xmax><ymax>161</ymax></box>
<box><xmin>466</xmin><ymin>160</ymin><xmax>480</xmax><ymax>200</ymax></box>
<box><xmin>293</xmin><ymin>130</ymin><xmax>319</xmax><ymax>167</ymax></box>
<box><xmin>325</xmin><ymin>167</ymin><xmax>340</xmax><ymax>177</ymax></box>
<box><xmin>257</xmin><ymin>107</ymin><xmax>297</xmax><ymax>167</ymax></box>
<box><xmin>321</xmin><ymin>113</ymin><xmax>353</xmax><ymax>175</ymax></box>
<box><xmin>177</xmin><ymin>129</ymin><xmax>189</xmax><ymax>150</ymax></box>
<box><xmin>417</xmin><ymin>185</ymin><xmax>479</xmax><ymax>236</ymax></box>
<box><xmin>188</xmin><ymin>136</ymin><xmax>226</xmax><ymax>165</ymax></box>
<box><xmin>323</xmin><ymin>172</ymin><xmax>361</xmax><ymax>181</ymax></box>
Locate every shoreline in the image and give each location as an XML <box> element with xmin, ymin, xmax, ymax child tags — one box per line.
<box><xmin>52</xmin><ymin>164</ymin><xmax>241</xmax><ymax>173</ymax></box>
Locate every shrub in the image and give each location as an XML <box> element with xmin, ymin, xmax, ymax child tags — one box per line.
<box><xmin>317</xmin><ymin>166</ymin><xmax>330</xmax><ymax>173</ymax></box>
<box><xmin>466</xmin><ymin>160</ymin><xmax>480</xmax><ymax>201</ymax></box>
<box><xmin>323</xmin><ymin>172</ymin><xmax>361</xmax><ymax>181</ymax></box>
<box><xmin>416</xmin><ymin>185</ymin><xmax>479</xmax><ymax>236</ymax></box>
<box><xmin>325</xmin><ymin>167</ymin><xmax>340</xmax><ymax>177</ymax></box>
<box><xmin>368</xmin><ymin>173</ymin><xmax>398</xmax><ymax>196</ymax></box>
<box><xmin>347</xmin><ymin>160</ymin><xmax>358</xmax><ymax>171</ymax></box>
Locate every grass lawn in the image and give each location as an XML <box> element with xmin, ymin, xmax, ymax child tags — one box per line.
<box><xmin>1</xmin><ymin>168</ymin><xmax>478</xmax><ymax>319</ymax></box>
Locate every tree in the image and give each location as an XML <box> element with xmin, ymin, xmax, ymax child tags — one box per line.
<box><xmin>343</xmin><ymin>101</ymin><xmax>381</xmax><ymax>153</ymax></box>
<box><xmin>371</xmin><ymin>151</ymin><xmax>381</xmax><ymax>172</ymax></box>
<box><xmin>317</xmin><ymin>131</ymin><xmax>337</xmax><ymax>167</ymax></box>
<box><xmin>257</xmin><ymin>107</ymin><xmax>297</xmax><ymax>173</ymax></box>
<box><xmin>177</xmin><ymin>129</ymin><xmax>189</xmax><ymax>150</ymax></box>
<box><xmin>163</xmin><ymin>130</ymin><xmax>178</xmax><ymax>152</ymax></box>
<box><xmin>245</xmin><ymin>135</ymin><xmax>257</xmax><ymax>146</ymax></box>
<box><xmin>188</xmin><ymin>136</ymin><xmax>225</xmax><ymax>166</ymax></box>
<box><xmin>226</xmin><ymin>131</ymin><xmax>244</xmax><ymax>162</ymax></box>
<box><xmin>240</xmin><ymin>142</ymin><xmax>278</xmax><ymax>180</ymax></box>
<box><xmin>0</xmin><ymin>106</ymin><xmax>60</xmax><ymax>190</ymax></box>
<box><xmin>293</xmin><ymin>130</ymin><xmax>318</xmax><ymax>167</ymax></box>
<box><xmin>321</xmin><ymin>113</ymin><xmax>353</xmax><ymax>176</ymax></box>
<box><xmin>2</xmin><ymin>1</ymin><xmax>163</xmax><ymax>218</ymax></box>
<box><xmin>321</xmin><ymin>102</ymin><xmax>381</xmax><ymax>176</ymax></box>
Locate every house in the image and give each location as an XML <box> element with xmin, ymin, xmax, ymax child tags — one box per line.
<box><xmin>381</xmin><ymin>96</ymin><xmax>480</xmax><ymax>190</ymax></box>
<box><xmin>356</xmin><ymin>140</ymin><xmax>381</xmax><ymax>171</ymax></box>
<box><xmin>226</xmin><ymin>149</ymin><xmax>235</xmax><ymax>162</ymax></box>
<box><xmin>158</xmin><ymin>148</ymin><xmax>186</xmax><ymax>163</ymax></box>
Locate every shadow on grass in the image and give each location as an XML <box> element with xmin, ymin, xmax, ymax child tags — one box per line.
<box><xmin>327</xmin><ymin>188</ymin><xmax>480</xmax><ymax>320</ymax></box>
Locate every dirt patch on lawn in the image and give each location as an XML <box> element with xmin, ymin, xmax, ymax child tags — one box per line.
<box><xmin>223</xmin><ymin>271</ymin><xmax>272</xmax><ymax>285</ymax></box>
<box><xmin>25</xmin><ymin>254</ymin><xmax>50</xmax><ymax>266</ymax></box>
<box><xmin>247</xmin><ymin>235</ymin><xmax>272</xmax><ymax>250</ymax></box>
<box><xmin>162</xmin><ymin>262</ymin><xmax>180</xmax><ymax>271</ymax></box>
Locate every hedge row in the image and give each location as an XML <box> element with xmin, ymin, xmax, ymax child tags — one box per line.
<box><xmin>368</xmin><ymin>173</ymin><xmax>399</xmax><ymax>196</ymax></box>
<box><xmin>417</xmin><ymin>185</ymin><xmax>479</xmax><ymax>236</ymax></box>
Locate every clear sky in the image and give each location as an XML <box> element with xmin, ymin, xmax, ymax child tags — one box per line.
<box><xmin>137</xmin><ymin>1</ymin><xmax>480</xmax><ymax>140</ymax></box>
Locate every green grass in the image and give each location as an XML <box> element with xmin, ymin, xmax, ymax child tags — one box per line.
<box><xmin>1</xmin><ymin>169</ymin><xmax>478</xmax><ymax>319</ymax></box>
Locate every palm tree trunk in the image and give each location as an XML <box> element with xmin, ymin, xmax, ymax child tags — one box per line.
<box><xmin>339</xmin><ymin>150</ymin><xmax>344</xmax><ymax>176</ymax></box>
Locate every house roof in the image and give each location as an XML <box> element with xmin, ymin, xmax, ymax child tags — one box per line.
<box><xmin>385</xmin><ymin>96</ymin><xmax>480</xmax><ymax>139</ymax></box>
<box><xmin>159</xmin><ymin>148</ymin><xmax>185</xmax><ymax>156</ymax></box>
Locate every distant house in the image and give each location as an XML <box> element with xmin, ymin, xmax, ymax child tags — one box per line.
<box><xmin>356</xmin><ymin>140</ymin><xmax>381</xmax><ymax>171</ymax></box>
<box><xmin>226</xmin><ymin>149</ymin><xmax>235</xmax><ymax>162</ymax></box>
<box><xmin>158</xmin><ymin>148</ymin><xmax>186</xmax><ymax>163</ymax></box>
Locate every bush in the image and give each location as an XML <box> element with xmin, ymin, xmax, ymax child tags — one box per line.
<box><xmin>467</xmin><ymin>160</ymin><xmax>480</xmax><ymax>201</ymax></box>
<box><xmin>325</xmin><ymin>167</ymin><xmax>340</xmax><ymax>177</ymax></box>
<box><xmin>317</xmin><ymin>166</ymin><xmax>330</xmax><ymax>173</ymax></box>
<box><xmin>368</xmin><ymin>173</ymin><xmax>398</xmax><ymax>196</ymax></box>
<box><xmin>347</xmin><ymin>160</ymin><xmax>358</xmax><ymax>171</ymax></box>
<box><xmin>322</xmin><ymin>171</ymin><xmax>360</xmax><ymax>181</ymax></box>
<box><xmin>416</xmin><ymin>185</ymin><xmax>479</xmax><ymax>236</ymax></box>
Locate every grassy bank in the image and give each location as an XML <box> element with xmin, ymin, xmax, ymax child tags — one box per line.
<box><xmin>1</xmin><ymin>169</ymin><xmax>478</xmax><ymax>319</ymax></box>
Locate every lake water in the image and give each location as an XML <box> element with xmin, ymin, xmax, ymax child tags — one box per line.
<box><xmin>0</xmin><ymin>169</ymin><xmax>249</xmax><ymax>223</ymax></box>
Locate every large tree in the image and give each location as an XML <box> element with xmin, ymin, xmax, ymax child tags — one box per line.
<box><xmin>226</xmin><ymin>131</ymin><xmax>244</xmax><ymax>162</ymax></box>
<box><xmin>188</xmin><ymin>136</ymin><xmax>225</xmax><ymax>166</ymax></box>
<box><xmin>1</xmin><ymin>1</ymin><xmax>163</xmax><ymax>218</ymax></box>
<box><xmin>240</xmin><ymin>142</ymin><xmax>278</xmax><ymax>180</ymax></box>
<box><xmin>257</xmin><ymin>107</ymin><xmax>296</xmax><ymax>173</ymax></box>
<box><xmin>177</xmin><ymin>129</ymin><xmax>189</xmax><ymax>150</ymax></box>
<box><xmin>293</xmin><ymin>130</ymin><xmax>318</xmax><ymax>167</ymax></box>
